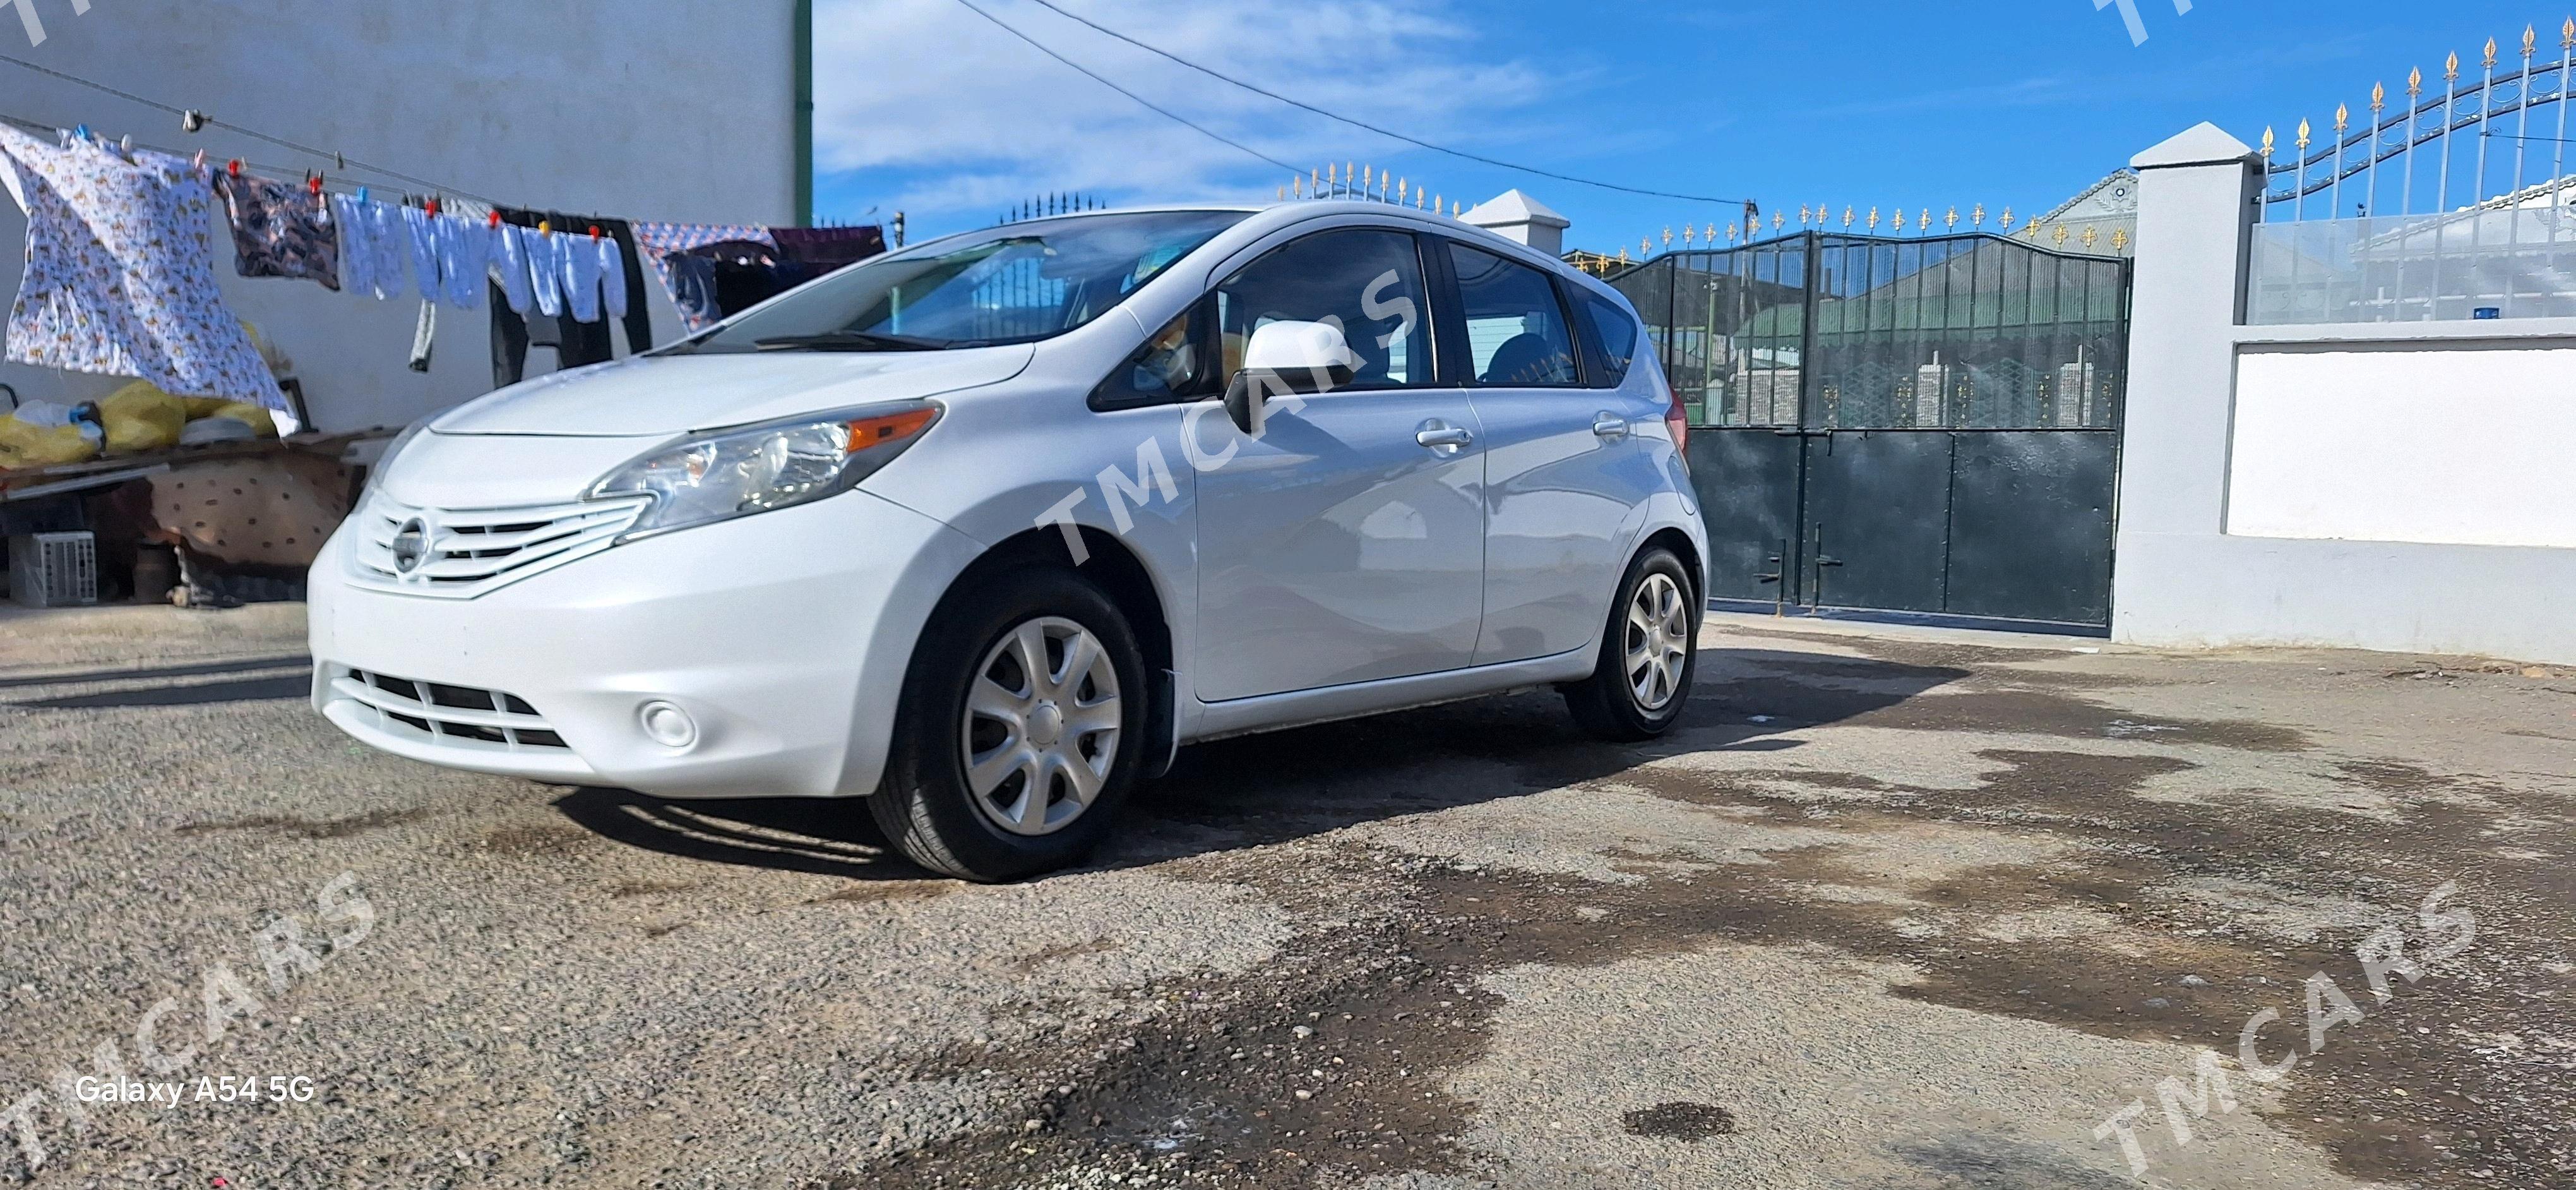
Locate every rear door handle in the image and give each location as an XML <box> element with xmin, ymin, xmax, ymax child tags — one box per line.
<box><xmin>1591</xmin><ymin>412</ymin><xmax>1629</xmax><ymax>438</ymax></box>
<box><xmin>1416</xmin><ymin>426</ymin><xmax>1474</xmax><ymax>450</ymax></box>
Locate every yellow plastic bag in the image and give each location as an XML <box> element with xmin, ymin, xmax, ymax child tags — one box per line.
<box><xmin>0</xmin><ymin>414</ymin><xmax>100</xmax><ymax>469</ymax></box>
<box><xmin>99</xmin><ymin>381</ymin><xmax>187</xmax><ymax>454</ymax></box>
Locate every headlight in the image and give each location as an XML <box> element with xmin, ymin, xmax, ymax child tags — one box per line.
<box><xmin>585</xmin><ymin>400</ymin><xmax>941</xmax><ymax>537</ymax></box>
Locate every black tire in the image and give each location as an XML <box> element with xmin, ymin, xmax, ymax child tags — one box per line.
<box><xmin>1562</xmin><ymin>546</ymin><xmax>1698</xmax><ymax>742</ymax></box>
<box><xmin>870</xmin><ymin>568</ymin><xmax>1148</xmax><ymax>882</ymax></box>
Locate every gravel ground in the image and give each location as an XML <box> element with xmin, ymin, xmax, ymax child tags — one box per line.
<box><xmin>0</xmin><ymin>603</ymin><xmax>2570</xmax><ymax>1189</ymax></box>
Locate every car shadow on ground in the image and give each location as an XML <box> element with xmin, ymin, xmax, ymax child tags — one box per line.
<box><xmin>549</xmin><ymin>647</ymin><xmax>1969</xmax><ymax>883</ymax></box>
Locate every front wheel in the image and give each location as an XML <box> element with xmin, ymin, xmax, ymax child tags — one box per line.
<box><xmin>871</xmin><ymin>568</ymin><xmax>1147</xmax><ymax>882</ymax></box>
<box><xmin>1562</xmin><ymin>546</ymin><xmax>1697</xmax><ymax>742</ymax></box>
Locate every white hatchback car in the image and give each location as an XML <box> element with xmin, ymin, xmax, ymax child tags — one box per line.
<box><xmin>310</xmin><ymin>201</ymin><xmax>1708</xmax><ymax>880</ymax></box>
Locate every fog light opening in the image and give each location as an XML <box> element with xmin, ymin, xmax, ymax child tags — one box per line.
<box><xmin>638</xmin><ymin>700</ymin><xmax>699</xmax><ymax>750</ymax></box>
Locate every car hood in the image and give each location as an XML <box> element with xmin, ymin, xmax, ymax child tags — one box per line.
<box><xmin>428</xmin><ymin>346</ymin><xmax>1037</xmax><ymax>437</ymax></box>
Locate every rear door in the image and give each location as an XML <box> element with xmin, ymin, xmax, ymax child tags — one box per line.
<box><xmin>1191</xmin><ymin>227</ymin><xmax>1488</xmax><ymax>702</ymax></box>
<box><xmin>1437</xmin><ymin>242</ymin><xmax>1654</xmax><ymax>666</ymax></box>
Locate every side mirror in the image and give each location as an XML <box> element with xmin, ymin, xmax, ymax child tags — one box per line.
<box><xmin>1222</xmin><ymin>320</ymin><xmax>1356</xmax><ymax>435</ymax></box>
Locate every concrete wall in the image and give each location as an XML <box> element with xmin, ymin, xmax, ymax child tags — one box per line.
<box><xmin>2113</xmin><ymin>123</ymin><xmax>2576</xmax><ymax>666</ymax></box>
<box><xmin>0</xmin><ymin>0</ymin><xmax>799</xmax><ymax>435</ymax></box>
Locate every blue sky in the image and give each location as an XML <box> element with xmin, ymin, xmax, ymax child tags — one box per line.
<box><xmin>815</xmin><ymin>1</ymin><xmax>2570</xmax><ymax>248</ymax></box>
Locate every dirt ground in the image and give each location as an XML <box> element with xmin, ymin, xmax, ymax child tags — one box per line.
<box><xmin>0</xmin><ymin>603</ymin><xmax>2570</xmax><ymax>1189</ymax></box>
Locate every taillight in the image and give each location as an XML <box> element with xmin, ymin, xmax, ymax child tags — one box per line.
<box><xmin>1664</xmin><ymin>377</ymin><xmax>1690</xmax><ymax>468</ymax></box>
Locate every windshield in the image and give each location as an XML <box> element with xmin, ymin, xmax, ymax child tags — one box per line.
<box><xmin>681</xmin><ymin>210</ymin><xmax>1249</xmax><ymax>352</ymax></box>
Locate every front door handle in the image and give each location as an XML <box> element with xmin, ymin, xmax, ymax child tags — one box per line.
<box><xmin>1416</xmin><ymin>425</ymin><xmax>1474</xmax><ymax>450</ymax></box>
<box><xmin>1591</xmin><ymin>412</ymin><xmax>1629</xmax><ymax>439</ymax></box>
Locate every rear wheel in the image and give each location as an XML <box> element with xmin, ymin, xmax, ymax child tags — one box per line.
<box><xmin>871</xmin><ymin>568</ymin><xmax>1146</xmax><ymax>881</ymax></box>
<box><xmin>1563</xmin><ymin>546</ymin><xmax>1696</xmax><ymax>742</ymax></box>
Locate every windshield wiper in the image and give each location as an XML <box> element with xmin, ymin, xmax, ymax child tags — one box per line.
<box><xmin>754</xmin><ymin>331</ymin><xmax>952</xmax><ymax>351</ymax></box>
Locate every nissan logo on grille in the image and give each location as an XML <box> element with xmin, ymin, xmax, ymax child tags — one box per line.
<box><xmin>390</xmin><ymin>518</ymin><xmax>430</xmax><ymax>575</ymax></box>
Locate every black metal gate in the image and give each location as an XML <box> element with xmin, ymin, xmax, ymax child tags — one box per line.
<box><xmin>1611</xmin><ymin>231</ymin><xmax>2130</xmax><ymax>632</ymax></box>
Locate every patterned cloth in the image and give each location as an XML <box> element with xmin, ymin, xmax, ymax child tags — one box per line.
<box><xmin>217</xmin><ymin>170</ymin><xmax>339</xmax><ymax>291</ymax></box>
<box><xmin>631</xmin><ymin>222</ymin><xmax>774</xmax><ymax>331</ymax></box>
<box><xmin>331</xmin><ymin>193</ymin><xmax>379</xmax><ymax>298</ymax></box>
<box><xmin>490</xmin><ymin>222</ymin><xmax>532</xmax><ymax>314</ymax></box>
<box><xmin>598</xmin><ymin>234</ymin><xmax>628</xmax><ymax>320</ymax></box>
<box><xmin>437</xmin><ymin>215</ymin><xmax>490</xmax><ymax>311</ymax></box>
<box><xmin>0</xmin><ymin>128</ymin><xmax>279</xmax><ymax>409</ymax></box>
<box><xmin>400</xmin><ymin>205</ymin><xmax>442</xmax><ymax>303</ymax></box>
<box><xmin>560</xmin><ymin>227</ymin><xmax>603</xmax><ymax>323</ymax></box>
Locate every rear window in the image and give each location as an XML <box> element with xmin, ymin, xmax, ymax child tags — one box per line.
<box><xmin>1578</xmin><ymin>292</ymin><xmax>1640</xmax><ymax>388</ymax></box>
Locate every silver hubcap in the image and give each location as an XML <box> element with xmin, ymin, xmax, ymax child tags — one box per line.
<box><xmin>1625</xmin><ymin>573</ymin><xmax>1690</xmax><ymax>711</ymax></box>
<box><xmin>962</xmin><ymin>616</ymin><xmax>1122</xmax><ymax>836</ymax></box>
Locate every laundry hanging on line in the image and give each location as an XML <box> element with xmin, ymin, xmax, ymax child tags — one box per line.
<box><xmin>631</xmin><ymin>222</ymin><xmax>886</xmax><ymax>333</ymax></box>
<box><xmin>0</xmin><ymin>124</ymin><xmax>283</xmax><ymax>410</ymax></box>
<box><xmin>487</xmin><ymin>208</ymin><xmax>653</xmax><ymax>388</ymax></box>
<box><xmin>215</xmin><ymin>167</ymin><xmax>338</xmax><ymax>292</ymax></box>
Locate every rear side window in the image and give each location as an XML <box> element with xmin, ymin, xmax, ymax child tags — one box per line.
<box><xmin>1578</xmin><ymin>291</ymin><xmax>1640</xmax><ymax>388</ymax></box>
<box><xmin>1447</xmin><ymin>244</ymin><xmax>1579</xmax><ymax>387</ymax></box>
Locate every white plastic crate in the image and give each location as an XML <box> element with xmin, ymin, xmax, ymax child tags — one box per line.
<box><xmin>8</xmin><ymin>531</ymin><xmax>97</xmax><ymax>608</ymax></box>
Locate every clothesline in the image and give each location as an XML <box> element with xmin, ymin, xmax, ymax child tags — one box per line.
<box><xmin>0</xmin><ymin>110</ymin><xmax>441</xmax><ymax>206</ymax></box>
<box><xmin>0</xmin><ymin>52</ymin><xmax>503</xmax><ymax>206</ymax></box>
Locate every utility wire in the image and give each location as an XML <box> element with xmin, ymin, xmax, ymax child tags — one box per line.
<box><xmin>951</xmin><ymin>0</ymin><xmax>1302</xmax><ymax>175</ymax></box>
<box><xmin>1011</xmin><ymin>0</ymin><xmax>1754</xmax><ymax>207</ymax></box>
<box><xmin>0</xmin><ymin>109</ymin><xmax>441</xmax><ymax>201</ymax></box>
<box><xmin>0</xmin><ymin>51</ymin><xmax>501</xmax><ymax>203</ymax></box>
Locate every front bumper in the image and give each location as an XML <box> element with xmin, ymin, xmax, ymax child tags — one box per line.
<box><xmin>308</xmin><ymin>488</ymin><xmax>983</xmax><ymax>798</ymax></box>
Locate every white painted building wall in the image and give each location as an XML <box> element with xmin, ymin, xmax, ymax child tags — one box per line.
<box><xmin>2229</xmin><ymin>347</ymin><xmax>2576</xmax><ymax>551</ymax></box>
<box><xmin>2114</xmin><ymin>123</ymin><xmax>2576</xmax><ymax>666</ymax></box>
<box><xmin>0</xmin><ymin>0</ymin><xmax>800</xmax><ymax>435</ymax></box>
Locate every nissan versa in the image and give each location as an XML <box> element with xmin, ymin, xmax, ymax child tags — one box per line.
<box><xmin>308</xmin><ymin>201</ymin><xmax>1709</xmax><ymax>881</ymax></box>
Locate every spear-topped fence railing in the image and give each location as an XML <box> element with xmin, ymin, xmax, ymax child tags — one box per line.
<box><xmin>2247</xmin><ymin>18</ymin><xmax>2576</xmax><ymax>323</ymax></box>
<box><xmin>2262</xmin><ymin>20</ymin><xmax>2576</xmax><ymax>222</ymax></box>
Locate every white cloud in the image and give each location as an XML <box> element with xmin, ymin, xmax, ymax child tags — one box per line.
<box><xmin>813</xmin><ymin>0</ymin><xmax>1551</xmax><ymax>217</ymax></box>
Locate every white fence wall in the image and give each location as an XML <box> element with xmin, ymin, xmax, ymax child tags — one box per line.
<box><xmin>0</xmin><ymin>0</ymin><xmax>800</xmax><ymax>435</ymax></box>
<box><xmin>2114</xmin><ymin>123</ymin><xmax>2576</xmax><ymax>665</ymax></box>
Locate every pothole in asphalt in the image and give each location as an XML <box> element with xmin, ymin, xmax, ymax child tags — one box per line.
<box><xmin>1621</xmin><ymin>1101</ymin><xmax>1737</xmax><ymax>1141</ymax></box>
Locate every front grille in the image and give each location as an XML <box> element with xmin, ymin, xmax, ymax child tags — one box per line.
<box><xmin>326</xmin><ymin>666</ymin><xmax>570</xmax><ymax>752</ymax></box>
<box><xmin>347</xmin><ymin>495</ymin><xmax>648</xmax><ymax>598</ymax></box>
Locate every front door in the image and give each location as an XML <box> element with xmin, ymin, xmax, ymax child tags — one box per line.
<box><xmin>1192</xmin><ymin>227</ymin><xmax>1486</xmax><ymax>702</ymax></box>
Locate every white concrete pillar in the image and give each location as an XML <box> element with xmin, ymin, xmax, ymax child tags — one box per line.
<box><xmin>2115</xmin><ymin>123</ymin><xmax>2260</xmax><ymax>543</ymax></box>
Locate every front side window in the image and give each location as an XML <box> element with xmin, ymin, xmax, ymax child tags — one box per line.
<box><xmin>1215</xmin><ymin>229</ymin><xmax>1429</xmax><ymax>390</ymax></box>
<box><xmin>1449</xmin><ymin>244</ymin><xmax>1579</xmax><ymax>387</ymax></box>
<box><xmin>683</xmin><ymin>210</ymin><xmax>1247</xmax><ymax>352</ymax></box>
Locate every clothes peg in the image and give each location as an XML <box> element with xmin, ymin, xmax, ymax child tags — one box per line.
<box><xmin>537</xmin><ymin>220</ymin><xmax>551</xmax><ymax>233</ymax></box>
<box><xmin>118</xmin><ymin>134</ymin><xmax>131</xmax><ymax>153</ymax></box>
<box><xmin>227</xmin><ymin>159</ymin><xmax>242</xmax><ymax>177</ymax></box>
<box><xmin>357</xmin><ymin>186</ymin><xmax>369</xmax><ymax>205</ymax></box>
<box><xmin>191</xmin><ymin>150</ymin><xmax>206</xmax><ymax>171</ymax></box>
<box><xmin>71</xmin><ymin>124</ymin><xmax>89</xmax><ymax>141</ymax></box>
<box><xmin>425</xmin><ymin>196</ymin><xmax>440</xmax><ymax>217</ymax></box>
<box><xmin>308</xmin><ymin>173</ymin><xmax>324</xmax><ymax>196</ymax></box>
<box><xmin>486</xmin><ymin>210</ymin><xmax>502</xmax><ymax>228</ymax></box>
<box><xmin>587</xmin><ymin>224</ymin><xmax>601</xmax><ymax>239</ymax></box>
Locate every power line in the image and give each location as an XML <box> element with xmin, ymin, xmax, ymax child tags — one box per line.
<box><xmin>0</xmin><ymin>51</ymin><xmax>499</xmax><ymax>203</ymax></box>
<box><xmin>950</xmin><ymin>0</ymin><xmax>1301</xmax><ymax>175</ymax></box>
<box><xmin>1011</xmin><ymin>0</ymin><xmax>1754</xmax><ymax>207</ymax></box>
